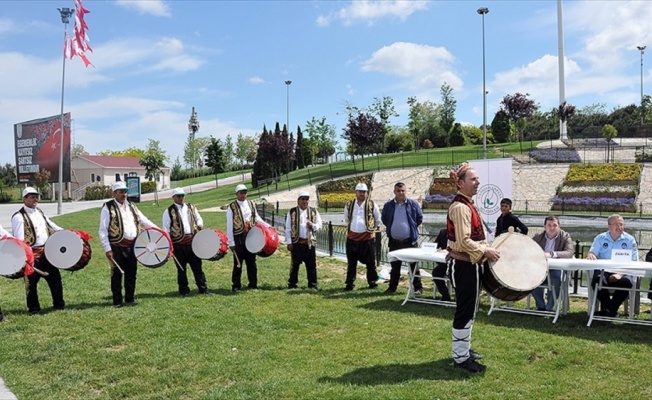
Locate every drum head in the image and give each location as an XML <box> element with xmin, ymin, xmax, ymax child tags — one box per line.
<box><xmin>0</xmin><ymin>238</ymin><xmax>27</xmax><ymax>277</ymax></box>
<box><xmin>192</xmin><ymin>229</ymin><xmax>220</xmax><ymax>259</ymax></box>
<box><xmin>45</xmin><ymin>230</ymin><xmax>84</xmax><ymax>270</ymax></box>
<box><xmin>134</xmin><ymin>228</ymin><xmax>171</xmax><ymax>267</ymax></box>
<box><xmin>489</xmin><ymin>232</ymin><xmax>548</xmax><ymax>292</ymax></box>
<box><xmin>245</xmin><ymin>226</ymin><xmax>265</xmax><ymax>254</ymax></box>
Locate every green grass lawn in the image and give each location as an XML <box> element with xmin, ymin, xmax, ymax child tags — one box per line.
<box><xmin>1</xmin><ymin>198</ymin><xmax>652</xmax><ymax>399</ymax></box>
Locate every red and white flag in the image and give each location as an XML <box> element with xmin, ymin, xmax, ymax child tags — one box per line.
<box><xmin>65</xmin><ymin>0</ymin><xmax>93</xmax><ymax>67</ymax></box>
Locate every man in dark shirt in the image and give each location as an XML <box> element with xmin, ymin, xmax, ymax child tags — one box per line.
<box><xmin>495</xmin><ymin>198</ymin><xmax>528</xmax><ymax>237</ymax></box>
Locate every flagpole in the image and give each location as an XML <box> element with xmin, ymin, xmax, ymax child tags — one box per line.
<box><xmin>57</xmin><ymin>7</ymin><xmax>73</xmax><ymax>215</ymax></box>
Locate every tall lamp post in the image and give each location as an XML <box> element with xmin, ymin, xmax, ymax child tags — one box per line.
<box><xmin>187</xmin><ymin>107</ymin><xmax>199</xmax><ymax>181</ymax></box>
<box><xmin>285</xmin><ymin>80</ymin><xmax>292</xmax><ymax>133</ymax></box>
<box><xmin>478</xmin><ymin>7</ymin><xmax>489</xmax><ymax>159</ymax></box>
<box><xmin>637</xmin><ymin>46</ymin><xmax>646</xmax><ymax>127</ymax></box>
<box><xmin>57</xmin><ymin>7</ymin><xmax>73</xmax><ymax>214</ymax></box>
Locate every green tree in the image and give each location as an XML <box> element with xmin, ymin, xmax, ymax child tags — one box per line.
<box><xmin>449</xmin><ymin>123</ymin><xmax>465</xmax><ymax>147</ymax></box>
<box><xmin>500</xmin><ymin>92</ymin><xmax>538</xmax><ymax>152</ymax></box>
<box><xmin>407</xmin><ymin>97</ymin><xmax>443</xmax><ymax>150</ymax></box>
<box><xmin>602</xmin><ymin>124</ymin><xmax>618</xmax><ymax>163</ymax></box>
<box><xmin>204</xmin><ymin>137</ymin><xmax>226</xmax><ymax>185</ymax></box>
<box><xmin>170</xmin><ymin>157</ymin><xmax>184</xmax><ymax>181</ymax></box>
<box><xmin>140</xmin><ymin>139</ymin><xmax>169</xmax><ymax>206</ymax></box>
<box><xmin>0</xmin><ymin>163</ymin><xmax>17</xmax><ymax>187</ymax></box>
<box><xmin>491</xmin><ymin>110</ymin><xmax>513</xmax><ymax>143</ymax></box>
<box><xmin>235</xmin><ymin>133</ymin><xmax>257</xmax><ymax>169</ymax></box>
<box><xmin>72</xmin><ymin>143</ymin><xmax>88</xmax><ymax>157</ymax></box>
<box><xmin>34</xmin><ymin>168</ymin><xmax>51</xmax><ymax>199</ymax></box>
<box><xmin>440</xmin><ymin>82</ymin><xmax>457</xmax><ymax>135</ymax></box>
<box><xmin>223</xmin><ymin>134</ymin><xmax>234</xmax><ymax>171</ymax></box>
<box><xmin>97</xmin><ymin>147</ymin><xmax>145</xmax><ymax>158</ymax></box>
<box><xmin>384</xmin><ymin>126</ymin><xmax>414</xmax><ymax>153</ymax></box>
<box><xmin>304</xmin><ymin>117</ymin><xmax>337</xmax><ymax>164</ymax></box>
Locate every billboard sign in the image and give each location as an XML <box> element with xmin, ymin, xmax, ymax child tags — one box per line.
<box><xmin>14</xmin><ymin>113</ymin><xmax>72</xmax><ymax>184</ymax></box>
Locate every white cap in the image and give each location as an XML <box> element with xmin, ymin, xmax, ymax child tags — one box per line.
<box><xmin>172</xmin><ymin>188</ymin><xmax>185</xmax><ymax>196</ymax></box>
<box><xmin>112</xmin><ymin>182</ymin><xmax>127</xmax><ymax>191</ymax></box>
<box><xmin>297</xmin><ymin>191</ymin><xmax>310</xmax><ymax>199</ymax></box>
<box><xmin>354</xmin><ymin>183</ymin><xmax>368</xmax><ymax>191</ymax></box>
<box><xmin>22</xmin><ymin>187</ymin><xmax>38</xmax><ymax>197</ymax></box>
<box><xmin>235</xmin><ymin>184</ymin><xmax>248</xmax><ymax>193</ymax></box>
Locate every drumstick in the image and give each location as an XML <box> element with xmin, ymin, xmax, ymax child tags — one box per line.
<box><xmin>233</xmin><ymin>250</ymin><xmax>242</xmax><ymax>269</ymax></box>
<box><xmin>31</xmin><ymin>266</ymin><xmax>49</xmax><ymax>276</ymax></box>
<box><xmin>110</xmin><ymin>258</ymin><xmax>125</xmax><ymax>274</ymax></box>
<box><xmin>172</xmin><ymin>255</ymin><xmax>185</xmax><ymax>272</ymax></box>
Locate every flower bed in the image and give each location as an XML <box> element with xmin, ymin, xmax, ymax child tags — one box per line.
<box><xmin>317</xmin><ymin>174</ymin><xmax>373</xmax><ymax>207</ymax></box>
<box><xmin>553</xmin><ymin>163</ymin><xmax>641</xmax><ymax>213</ymax></box>
<box><xmin>529</xmin><ymin>148</ymin><xmax>581</xmax><ymax>163</ymax></box>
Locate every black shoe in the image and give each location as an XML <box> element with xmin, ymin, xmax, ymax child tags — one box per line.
<box><xmin>309</xmin><ymin>286</ymin><xmax>320</xmax><ymax>291</ymax></box>
<box><xmin>441</xmin><ymin>296</ymin><xmax>452</xmax><ymax>302</ymax></box>
<box><xmin>180</xmin><ymin>292</ymin><xmax>189</xmax><ymax>297</ymax></box>
<box><xmin>537</xmin><ymin>307</ymin><xmax>547</xmax><ymax>311</ymax></box>
<box><xmin>29</xmin><ymin>309</ymin><xmax>41</xmax><ymax>315</ymax></box>
<box><xmin>288</xmin><ymin>285</ymin><xmax>298</xmax><ymax>289</ymax></box>
<box><xmin>414</xmin><ymin>289</ymin><xmax>423</xmax><ymax>296</ymax></box>
<box><xmin>384</xmin><ymin>288</ymin><xmax>396</xmax><ymax>294</ymax></box>
<box><xmin>369</xmin><ymin>283</ymin><xmax>378</xmax><ymax>289</ymax></box>
<box><xmin>248</xmin><ymin>285</ymin><xmax>259</xmax><ymax>290</ymax></box>
<box><xmin>469</xmin><ymin>350</ymin><xmax>484</xmax><ymax>360</ymax></box>
<box><xmin>596</xmin><ymin>309</ymin><xmax>617</xmax><ymax>317</ymax></box>
<box><xmin>199</xmin><ymin>289</ymin><xmax>210</xmax><ymax>295</ymax></box>
<box><xmin>344</xmin><ymin>285</ymin><xmax>354</xmax><ymax>292</ymax></box>
<box><xmin>232</xmin><ymin>287</ymin><xmax>240</xmax><ymax>293</ymax></box>
<box><xmin>125</xmin><ymin>300</ymin><xmax>137</xmax><ymax>306</ymax></box>
<box><xmin>113</xmin><ymin>303</ymin><xmax>123</xmax><ymax>308</ymax></box>
<box><xmin>454</xmin><ymin>358</ymin><xmax>486</xmax><ymax>373</ymax></box>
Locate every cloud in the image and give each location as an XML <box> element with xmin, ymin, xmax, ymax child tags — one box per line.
<box><xmin>248</xmin><ymin>76</ymin><xmax>266</xmax><ymax>85</ymax></box>
<box><xmin>317</xmin><ymin>0</ymin><xmax>428</xmax><ymax>27</ymax></box>
<box><xmin>115</xmin><ymin>0</ymin><xmax>171</xmax><ymax>17</ymax></box>
<box><xmin>0</xmin><ymin>18</ymin><xmax>16</xmax><ymax>33</ymax></box>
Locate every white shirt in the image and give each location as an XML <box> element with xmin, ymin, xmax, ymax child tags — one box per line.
<box><xmin>11</xmin><ymin>206</ymin><xmax>63</xmax><ymax>246</ymax></box>
<box><xmin>0</xmin><ymin>223</ymin><xmax>12</xmax><ymax>238</ymax></box>
<box><xmin>98</xmin><ymin>199</ymin><xmax>157</xmax><ymax>252</ymax></box>
<box><xmin>162</xmin><ymin>202</ymin><xmax>204</xmax><ymax>235</ymax></box>
<box><xmin>284</xmin><ymin>207</ymin><xmax>323</xmax><ymax>245</ymax></box>
<box><xmin>344</xmin><ymin>199</ymin><xmax>381</xmax><ymax>233</ymax></box>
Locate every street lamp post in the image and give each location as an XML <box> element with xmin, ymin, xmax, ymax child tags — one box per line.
<box><xmin>637</xmin><ymin>46</ymin><xmax>646</xmax><ymax>127</ymax></box>
<box><xmin>57</xmin><ymin>7</ymin><xmax>73</xmax><ymax>214</ymax></box>
<box><xmin>478</xmin><ymin>7</ymin><xmax>489</xmax><ymax>160</ymax></box>
<box><xmin>285</xmin><ymin>80</ymin><xmax>292</xmax><ymax>133</ymax></box>
<box><xmin>187</xmin><ymin>107</ymin><xmax>199</xmax><ymax>181</ymax></box>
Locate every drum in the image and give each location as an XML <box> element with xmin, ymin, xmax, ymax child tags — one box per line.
<box><xmin>44</xmin><ymin>230</ymin><xmax>92</xmax><ymax>272</ymax></box>
<box><xmin>245</xmin><ymin>224</ymin><xmax>279</xmax><ymax>257</ymax></box>
<box><xmin>0</xmin><ymin>237</ymin><xmax>35</xmax><ymax>279</ymax></box>
<box><xmin>191</xmin><ymin>228</ymin><xmax>229</xmax><ymax>261</ymax></box>
<box><xmin>481</xmin><ymin>232</ymin><xmax>548</xmax><ymax>302</ymax></box>
<box><xmin>133</xmin><ymin>227</ymin><xmax>172</xmax><ymax>268</ymax></box>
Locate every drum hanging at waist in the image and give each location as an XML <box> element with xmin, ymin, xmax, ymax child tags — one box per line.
<box><xmin>0</xmin><ymin>237</ymin><xmax>35</xmax><ymax>279</ymax></box>
<box><xmin>134</xmin><ymin>227</ymin><xmax>173</xmax><ymax>268</ymax></box>
<box><xmin>191</xmin><ymin>228</ymin><xmax>229</xmax><ymax>261</ymax></box>
<box><xmin>481</xmin><ymin>231</ymin><xmax>548</xmax><ymax>302</ymax></box>
<box><xmin>44</xmin><ymin>229</ymin><xmax>93</xmax><ymax>272</ymax></box>
<box><xmin>245</xmin><ymin>224</ymin><xmax>279</xmax><ymax>257</ymax></box>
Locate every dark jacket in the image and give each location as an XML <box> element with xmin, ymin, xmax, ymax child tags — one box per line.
<box><xmin>381</xmin><ymin>198</ymin><xmax>423</xmax><ymax>245</ymax></box>
<box><xmin>495</xmin><ymin>212</ymin><xmax>528</xmax><ymax>236</ymax></box>
<box><xmin>531</xmin><ymin>229</ymin><xmax>574</xmax><ymax>258</ymax></box>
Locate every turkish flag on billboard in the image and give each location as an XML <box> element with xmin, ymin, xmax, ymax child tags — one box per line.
<box><xmin>14</xmin><ymin>113</ymin><xmax>72</xmax><ymax>184</ymax></box>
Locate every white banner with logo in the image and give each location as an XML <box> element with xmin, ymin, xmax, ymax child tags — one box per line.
<box><xmin>469</xmin><ymin>158</ymin><xmax>512</xmax><ymax>243</ymax></box>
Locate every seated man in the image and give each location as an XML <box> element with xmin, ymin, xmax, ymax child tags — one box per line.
<box><xmin>495</xmin><ymin>198</ymin><xmax>528</xmax><ymax>237</ymax></box>
<box><xmin>432</xmin><ymin>228</ymin><xmax>451</xmax><ymax>301</ymax></box>
<box><xmin>530</xmin><ymin>216</ymin><xmax>574</xmax><ymax>311</ymax></box>
<box><xmin>587</xmin><ymin>214</ymin><xmax>638</xmax><ymax>317</ymax></box>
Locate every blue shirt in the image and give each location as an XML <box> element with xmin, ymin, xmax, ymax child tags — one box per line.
<box><xmin>589</xmin><ymin>231</ymin><xmax>638</xmax><ymax>283</ymax></box>
<box><xmin>381</xmin><ymin>197</ymin><xmax>423</xmax><ymax>244</ymax></box>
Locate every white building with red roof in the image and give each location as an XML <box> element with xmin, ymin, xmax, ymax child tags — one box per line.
<box><xmin>71</xmin><ymin>155</ymin><xmax>170</xmax><ymax>198</ymax></box>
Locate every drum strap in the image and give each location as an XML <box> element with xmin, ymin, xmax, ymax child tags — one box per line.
<box><xmin>114</xmin><ymin>238</ymin><xmax>135</xmax><ymax>248</ymax></box>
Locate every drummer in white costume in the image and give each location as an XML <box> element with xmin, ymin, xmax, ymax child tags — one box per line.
<box><xmin>98</xmin><ymin>182</ymin><xmax>157</xmax><ymax>308</ymax></box>
<box><xmin>0</xmin><ymin>223</ymin><xmax>12</xmax><ymax>322</ymax></box>
<box><xmin>226</xmin><ymin>184</ymin><xmax>270</xmax><ymax>292</ymax></box>
<box><xmin>162</xmin><ymin>188</ymin><xmax>209</xmax><ymax>296</ymax></box>
<box><xmin>12</xmin><ymin>187</ymin><xmax>65</xmax><ymax>315</ymax></box>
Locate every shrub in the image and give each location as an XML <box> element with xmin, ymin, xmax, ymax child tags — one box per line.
<box><xmin>529</xmin><ymin>148</ymin><xmax>581</xmax><ymax>163</ymax></box>
<box><xmin>317</xmin><ymin>175</ymin><xmax>372</xmax><ymax>192</ymax></box>
<box><xmin>0</xmin><ymin>192</ymin><xmax>12</xmax><ymax>203</ymax></box>
<box><xmin>635</xmin><ymin>148</ymin><xmax>652</xmax><ymax>162</ymax></box>
<box><xmin>84</xmin><ymin>185</ymin><xmax>112</xmax><ymax>200</ymax></box>
<box><xmin>141</xmin><ymin>181</ymin><xmax>157</xmax><ymax>194</ymax></box>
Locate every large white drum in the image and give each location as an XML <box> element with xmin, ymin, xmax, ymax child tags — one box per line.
<box><xmin>0</xmin><ymin>237</ymin><xmax>34</xmax><ymax>279</ymax></box>
<box><xmin>482</xmin><ymin>231</ymin><xmax>548</xmax><ymax>301</ymax></box>
<box><xmin>44</xmin><ymin>230</ymin><xmax>92</xmax><ymax>271</ymax></box>
<box><xmin>133</xmin><ymin>227</ymin><xmax>172</xmax><ymax>268</ymax></box>
<box><xmin>191</xmin><ymin>228</ymin><xmax>229</xmax><ymax>261</ymax></box>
